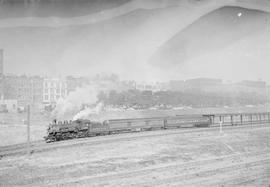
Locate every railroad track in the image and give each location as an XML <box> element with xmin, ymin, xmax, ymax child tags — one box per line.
<box><xmin>49</xmin><ymin>149</ymin><xmax>270</xmax><ymax>186</ymax></box>
<box><xmin>0</xmin><ymin>123</ymin><xmax>269</xmax><ymax>158</ymax></box>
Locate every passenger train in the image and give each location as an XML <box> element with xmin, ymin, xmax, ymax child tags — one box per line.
<box><xmin>44</xmin><ymin>112</ymin><xmax>270</xmax><ymax>142</ymax></box>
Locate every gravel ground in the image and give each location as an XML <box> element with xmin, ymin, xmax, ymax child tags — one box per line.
<box><xmin>0</xmin><ymin>125</ymin><xmax>270</xmax><ymax>186</ymax></box>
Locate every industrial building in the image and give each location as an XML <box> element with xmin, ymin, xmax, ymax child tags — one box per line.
<box><xmin>0</xmin><ymin>49</ymin><xmax>68</xmax><ymax>110</ymax></box>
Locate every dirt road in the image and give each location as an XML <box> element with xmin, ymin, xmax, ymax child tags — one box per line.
<box><xmin>1</xmin><ymin>125</ymin><xmax>270</xmax><ymax>186</ymax></box>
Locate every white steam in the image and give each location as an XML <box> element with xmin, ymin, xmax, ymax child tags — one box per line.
<box><xmin>73</xmin><ymin>102</ymin><xmax>104</xmax><ymax>121</ymax></box>
<box><xmin>52</xmin><ymin>79</ymin><xmax>122</xmax><ymax>121</ymax></box>
<box><xmin>52</xmin><ymin>85</ymin><xmax>99</xmax><ymax>120</ymax></box>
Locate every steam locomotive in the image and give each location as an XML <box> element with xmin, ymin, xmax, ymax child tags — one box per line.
<box><xmin>44</xmin><ymin>115</ymin><xmax>210</xmax><ymax>142</ymax></box>
<box><xmin>44</xmin><ymin>112</ymin><xmax>270</xmax><ymax>143</ymax></box>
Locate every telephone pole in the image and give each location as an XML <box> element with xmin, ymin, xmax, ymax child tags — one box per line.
<box><xmin>27</xmin><ymin>105</ymin><xmax>31</xmax><ymax>155</ymax></box>
<box><xmin>219</xmin><ymin>119</ymin><xmax>223</xmax><ymax>134</ymax></box>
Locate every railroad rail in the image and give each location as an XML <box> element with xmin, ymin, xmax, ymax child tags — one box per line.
<box><xmin>1</xmin><ymin>112</ymin><xmax>270</xmax><ymax>158</ymax></box>
<box><xmin>1</xmin><ymin>122</ymin><xmax>270</xmax><ymax>158</ymax></box>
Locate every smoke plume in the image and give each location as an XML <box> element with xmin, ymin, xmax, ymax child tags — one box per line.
<box><xmin>52</xmin><ymin>85</ymin><xmax>99</xmax><ymax>120</ymax></box>
<box><xmin>72</xmin><ymin>102</ymin><xmax>105</xmax><ymax>121</ymax></box>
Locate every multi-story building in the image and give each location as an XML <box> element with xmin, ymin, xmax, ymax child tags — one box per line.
<box><xmin>4</xmin><ymin>75</ymin><xmax>44</xmax><ymax>107</ymax></box>
<box><xmin>43</xmin><ymin>78</ymin><xmax>67</xmax><ymax>105</ymax></box>
<box><xmin>32</xmin><ymin>76</ymin><xmax>44</xmax><ymax>105</ymax></box>
<box><xmin>0</xmin><ymin>50</ymin><xmax>68</xmax><ymax>108</ymax></box>
<box><xmin>4</xmin><ymin>75</ymin><xmax>67</xmax><ymax>108</ymax></box>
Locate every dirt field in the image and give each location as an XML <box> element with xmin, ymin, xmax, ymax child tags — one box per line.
<box><xmin>0</xmin><ymin>112</ymin><xmax>49</xmax><ymax>146</ymax></box>
<box><xmin>0</xmin><ymin>125</ymin><xmax>270</xmax><ymax>186</ymax></box>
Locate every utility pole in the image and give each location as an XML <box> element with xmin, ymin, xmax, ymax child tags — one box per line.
<box><xmin>27</xmin><ymin>105</ymin><xmax>31</xmax><ymax>155</ymax></box>
<box><xmin>219</xmin><ymin>120</ymin><xmax>223</xmax><ymax>134</ymax></box>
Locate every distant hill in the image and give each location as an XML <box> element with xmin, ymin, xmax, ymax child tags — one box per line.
<box><xmin>150</xmin><ymin>7</ymin><xmax>269</xmax><ymax>67</ymax></box>
<box><xmin>0</xmin><ymin>3</ymin><xmax>270</xmax><ymax>82</ymax></box>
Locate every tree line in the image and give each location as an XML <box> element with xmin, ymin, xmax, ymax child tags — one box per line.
<box><xmin>97</xmin><ymin>89</ymin><xmax>269</xmax><ymax>109</ymax></box>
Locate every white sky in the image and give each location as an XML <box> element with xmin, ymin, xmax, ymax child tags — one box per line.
<box><xmin>1</xmin><ymin>0</ymin><xmax>270</xmax><ymax>82</ymax></box>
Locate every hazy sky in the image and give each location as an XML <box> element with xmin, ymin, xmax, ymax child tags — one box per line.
<box><xmin>0</xmin><ymin>0</ymin><xmax>270</xmax><ymax>82</ymax></box>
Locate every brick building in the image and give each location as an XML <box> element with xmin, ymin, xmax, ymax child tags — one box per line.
<box><xmin>4</xmin><ymin>75</ymin><xmax>43</xmax><ymax>107</ymax></box>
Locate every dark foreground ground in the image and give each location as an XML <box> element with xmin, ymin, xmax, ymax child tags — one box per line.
<box><xmin>0</xmin><ymin>124</ymin><xmax>270</xmax><ymax>186</ymax></box>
